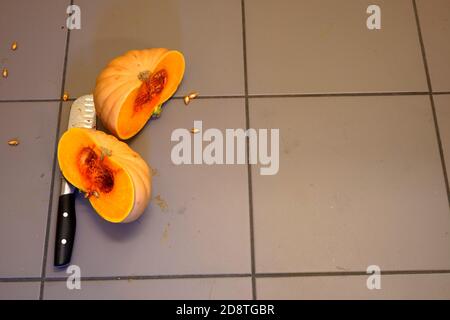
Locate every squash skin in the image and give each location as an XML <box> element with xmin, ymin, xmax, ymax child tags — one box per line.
<box><xmin>58</xmin><ymin>128</ymin><xmax>151</xmax><ymax>223</ymax></box>
<box><xmin>94</xmin><ymin>48</ymin><xmax>185</xmax><ymax>140</ymax></box>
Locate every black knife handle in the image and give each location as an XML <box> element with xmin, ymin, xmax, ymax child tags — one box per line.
<box><xmin>54</xmin><ymin>193</ymin><xmax>76</xmax><ymax>267</ymax></box>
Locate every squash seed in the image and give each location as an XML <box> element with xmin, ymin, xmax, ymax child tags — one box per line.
<box><xmin>62</xmin><ymin>92</ymin><xmax>69</xmax><ymax>101</ymax></box>
<box><xmin>7</xmin><ymin>139</ymin><xmax>19</xmax><ymax>146</ymax></box>
<box><xmin>184</xmin><ymin>91</ymin><xmax>199</xmax><ymax>105</ymax></box>
<box><xmin>84</xmin><ymin>190</ymin><xmax>100</xmax><ymax>199</ymax></box>
<box><xmin>100</xmin><ymin>147</ymin><xmax>112</xmax><ymax>160</ymax></box>
<box><xmin>2</xmin><ymin>68</ymin><xmax>8</xmax><ymax>78</ymax></box>
<box><xmin>188</xmin><ymin>92</ymin><xmax>199</xmax><ymax>99</ymax></box>
<box><xmin>11</xmin><ymin>41</ymin><xmax>18</xmax><ymax>51</ymax></box>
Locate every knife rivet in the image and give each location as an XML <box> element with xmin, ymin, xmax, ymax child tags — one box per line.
<box><xmin>61</xmin><ymin>239</ymin><xmax>67</xmax><ymax>245</ymax></box>
<box><xmin>63</xmin><ymin>212</ymin><xmax>68</xmax><ymax>218</ymax></box>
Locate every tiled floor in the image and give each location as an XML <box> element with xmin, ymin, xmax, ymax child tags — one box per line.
<box><xmin>1</xmin><ymin>0</ymin><xmax>450</xmax><ymax>300</ymax></box>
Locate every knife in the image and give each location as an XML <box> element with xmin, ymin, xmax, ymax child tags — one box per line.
<box><xmin>54</xmin><ymin>94</ymin><xmax>96</xmax><ymax>267</ymax></box>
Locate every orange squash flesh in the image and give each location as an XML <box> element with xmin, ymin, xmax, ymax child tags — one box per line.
<box><xmin>94</xmin><ymin>49</ymin><xmax>185</xmax><ymax>140</ymax></box>
<box><xmin>58</xmin><ymin>128</ymin><xmax>151</xmax><ymax>223</ymax></box>
<box><xmin>116</xmin><ymin>69</ymin><xmax>166</xmax><ymax>140</ymax></box>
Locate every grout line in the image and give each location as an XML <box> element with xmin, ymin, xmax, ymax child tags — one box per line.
<box><xmin>0</xmin><ymin>277</ymin><xmax>42</xmax><ymax>283</ymax></box>
<box><xmin>412</xmin><ymin>0</ymin><xmax>450</xmax><ymax>205</ymax></box>
<box><xmin>173</xmin><ymin>95</ymin><xmax>244</xmax><ymax>99</ymax></box>
<box><xmin>0</xmin><ymin>99</ymin><xmax>70</xmax><ymax>103</ymax></box>
<box><xmin>248</xmin><ymin>91</ymin><xmax>429</xmax><ymax>98</ymax></box>
<box><xmin>433</xmin><ymin>92</ymin><xmax>450</xmax><ymax>95</ymax></box>
<box><xmin>38</xmin><ymin>10</ymin><xmax>73</xmax><ymax>300</ymax></box>
<box><xmin>412</xmin><ymin>0</ymin><xmax>433</xmax><ymax>92</ymax></box>
<box><xmin>427</xmin><ymin>94</ymin><xmax>450</xmax><ymax>202</ymax></box>
<box><xmin>256</xmin><ymin>269</ymin><xmax>450</xmax><ymax>278</ymax></box>
<box><xmin>241</xmin><ymin>0</ymin><xmax>257</xmax><ymax>301</ymax></box>
<box><xmin>43</xmin><ymin>273</ymin><xmax>252</xmax><ymax>282</ymax></box>
<box><xmin>3</xmin><ymin>92</ymin><xmax>447</xmax><ymax>104</ymax></box>
<box><xmin>4</xmin><ymin>269</ymin><xmax>450</xmax><ymax>284</ymax></box>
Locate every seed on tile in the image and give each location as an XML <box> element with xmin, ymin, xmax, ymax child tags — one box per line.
<box><xmin>62</xmin><ymin>92</ymin><xmax>69</xmax><ymax>101</ymax></box>
<box><xmin>188</xmin><ymin>92</ymin><xmax>199</xmax><ymax>99</ymax></box>
<box><xmin>191</xmin><ymin>128</ymin><xmax>200</xmax><ymax>134</ymax></box>
<box><xmin>2</xmin><ymin>68</ymin><xmax>8</xmax><ymax>78</ymax></box>
<box><xmin>11</xmin><ymin>41</ymin><xmax>18</xmax><ymax>51</ymax></box>
<box><xmin>183</xmin><ymin>96</ymin><xmax>190</xmax><ymax>105</ymax></box>
<box><xmin>154</xmin><ymin>195</ymin><xmax>168</xmax><ymax>212</ymax></box>
<box><xmin>7</xmin><ymin>139</ymin><xmax>19</xmax><ymax>146</ymax></box>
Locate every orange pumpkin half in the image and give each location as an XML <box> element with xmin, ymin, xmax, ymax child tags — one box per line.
<box><xmin>58</xmin><ymin>127</ymin><xmax>151</xmax><ymax>223</ymax></box>
<box><xmin>94</xmin><ymin>48</ymin><xmax>185</xmax><ymax>140</ymax></box>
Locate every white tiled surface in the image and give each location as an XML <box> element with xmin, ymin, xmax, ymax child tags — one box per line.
<box><xmin>44</xmin><ymin>277</ymin><xmax>252</xmax><ymax>300</ymax></box>
<box><xmin>245</xmin><ymin>0</ymin><xmax>427</xmax><ymax>94</ymax></box>
<box><xmin>1</xmin><ymin>0</ymin><xmax>450</xmax><ymax>300</ymax></box>
<box><xmin>0</xmin><ymin>282</ymin><xmax>40</xmax><ymax>300</ymax></box>
<box><xmin>0</xmin><ymin>0</ymin><xmax>68</xmax><ymax>99</ymax></box>
<box><xmin>250</xmin><ymin>96</ymin><xmax>450</xmax><ymax>274</ymax></box>
<box><xmin>416</xmin><ymin>0</ymin><xmax>450</xmax><ymax>92</ymax></box>
<box><xmin>257</xmin><ymin>274</ymin><xmax>450</xmax><ymax>299</ymax></box>
<box><xmin>45</xmin><ymin>99</ymin><xmax>251</xmax><ymax>278</ymax></box>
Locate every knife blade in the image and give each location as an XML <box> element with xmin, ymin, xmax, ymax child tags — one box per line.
<box><xmin>54</xmin><ymin>94</ymin><xmax>96</xmax><ymax>267</ymax></box>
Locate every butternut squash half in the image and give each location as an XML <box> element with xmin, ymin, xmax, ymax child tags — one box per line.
<box><xmin>94</xmin><ymin>48</ymin><xmax>185</xmax><ymax>140</ymax></box>
<box><xmin>58</xmin><ymin>128</ymin><xmax>151</xmax><ymax>223</ymax></box>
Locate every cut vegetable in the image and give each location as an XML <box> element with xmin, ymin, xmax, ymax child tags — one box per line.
<box><xmin>58</xmin><ymin>128</ymin><xmax>151</xmax><ymax>223</ymax></box>
<box><xmin>94</xmin><ymin>48</ymin><xmax>185</xmax><ymax>139</ymax></box>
